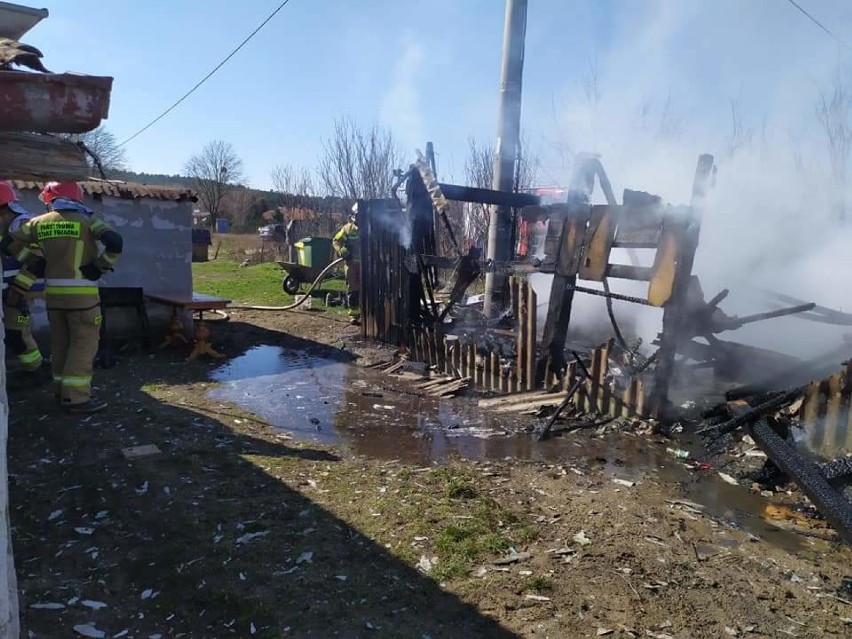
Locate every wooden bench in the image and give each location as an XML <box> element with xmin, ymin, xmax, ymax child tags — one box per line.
<box><xmin>145</xmin><ymin>292</ymin><xmax>231</xmax><ymax>361</ymax></box>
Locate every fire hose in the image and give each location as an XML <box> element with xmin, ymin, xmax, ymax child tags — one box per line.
<box><xmin>227</xmin><ymin>257</ymin><xmax>346</xmax><ymax>311</ymax></box>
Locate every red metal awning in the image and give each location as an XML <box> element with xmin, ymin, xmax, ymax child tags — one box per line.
<box><xmin>0</xmin><ymin>70</ymin><xmax>113</xmax><ymax>133</ymax></box>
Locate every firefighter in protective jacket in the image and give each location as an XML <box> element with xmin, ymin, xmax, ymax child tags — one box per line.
<box><xmin>0</xmin><ymin>181</ymin><xmax>44</xmax><ymax>375</ymax></box>
<box><xmin>5</xmin><ymin>182</ymin><xmax>123</xmax><ymax>414</ymax></box>
<box><xmin>333</xmin><ymin>203</ymin><xmax>360</xmax><ymax>325</ymax></box>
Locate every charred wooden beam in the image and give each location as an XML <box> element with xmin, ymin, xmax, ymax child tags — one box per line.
<box><xmin>717</xmin><ymin>303</ymin><xmax>816</xmax><ymax>332</ymax></box>
<box><xmin>438</xmin><ymin>183</ymin><xmax>540</xmax><ymax>208</ymax></box>
<box><xmin>648</xmin><ymin>154</ymin><xmax>715</xmax><ymax>419</ymax></box>
<box><xmin>697</xmin><ymin>389</ymin><xmax>802</xmax><ymax>439</ymax></box>
<box><xmin>537</xmin><ymin>204</ymin><xmax>592</xmax><ymax>384</ymax></box>
<box><xmin>749</xmin><ymin>419</ymin><xmax>852</xmax><ymax>544</ymax></box>
<box><xmin>820</xmin><ymin>457</ymin><xmax>852</xmax><ymax>481</ymax></box>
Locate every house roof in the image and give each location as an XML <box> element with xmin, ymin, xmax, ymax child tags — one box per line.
<box><xmin>11</xmin><ymin>178</ymin><xmax>196</xmax><ymax>202</ymax></box>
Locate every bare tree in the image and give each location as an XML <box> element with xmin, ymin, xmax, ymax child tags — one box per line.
<box><xmin>271</xmin><ymin>164</ymin><xmax>315</xmax><ymax>201</ymax></box>
<box><xmin>58</xmin><ymin>125</ymin><xmax>128</xmax><ymax>175</ymax></box>
<box><xmin>655</xmin><ymin>91</ymin><xmax>682</xmax><ymax>141</ymax></box>
<box><xmin>317</xmin><ymin>117</ymin><xmax>401</xmax><ymax>200</ymax></box>
<box><xmin>726</xmin><ymin>92</ymin><xmax>754</xmax><ymax>158</ymax></box>
<box><xmin>580</xmin><ymin>56</ymin><xmax>601</xmax><ymax>148</ymax></box>
<box><xmin>817</xmin><ymin>70</ymin><xmax>852</xmax><ymax>220</ymax></box>
<box><xmin>184</xmin><ymin>140</ymin><xmax>245</xmax><ymax>230</ymax></box>
<box><xmin>271</xmin><ymin>164</ymin><xmax>348</xmax><ymax>237</ymax></box>
<box><xmin>463</xmin><ymin>136</ymin><xmax>539</xmax><ymax>247</ymax></box>
<box><xmin>634</xmin><ymin>91</ymin><xmax>682</xmax><ymax>142</ymax></box>
<box><xmin>221</xmin><ymin>187</ymin><xmax>258</xmax><ymax>231</ymax></box>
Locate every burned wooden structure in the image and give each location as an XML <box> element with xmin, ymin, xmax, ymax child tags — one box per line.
<box><xmin>359</xmin><ymin>147</ymin><xmax>819</xmax><ymax>422</ymax></box>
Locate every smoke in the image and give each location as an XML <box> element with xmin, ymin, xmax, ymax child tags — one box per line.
<box><xmin>529</xmin><ymin>1</ymin><xmax>852</xmax><ymax>360</ymax></box>
<box><xmin>380</xmin><ymin>38</ymin><xmax>426</xmax><ymax>156</ymax></box>
<box><xmin>372</xmin><ymin>203</ymin><xmax>413</xmax><ymax>250</ymax></box>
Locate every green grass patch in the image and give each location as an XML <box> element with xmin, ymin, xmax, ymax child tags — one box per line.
<box><xmin>526</xmin><ymin>575</ymin><xmax>553</xmax><ymax>593</ymax></box>
<box><xmin>193</xmin><ymin>259</ymin><xmax>346</xmax><ymax>310</ymax></box>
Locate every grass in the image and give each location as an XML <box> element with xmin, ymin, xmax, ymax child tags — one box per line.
<box><xmin>249</xmin><ymin>459</ymin><xmax>539</xmax><ymax>584</ymax></box>
<box><xmin>193</xmin><ymin>259</ymin><xmax>346</xmax><ymax>309</ymax></box>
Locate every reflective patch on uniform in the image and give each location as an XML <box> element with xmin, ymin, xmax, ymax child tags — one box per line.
<box><xmin>94</xmin><ymin>315</ymin><xmax>103</xmax><ymax>325</ymax></box>
<box><xmin>36</xmin><ymin>221</ymin><xmax>82</xmax><ymax>240</ymax></box>
<box><xmin>62</xmin><ymin>375</ymin><xmax>91</xmax><ymax>388</ymax></box>
<box><xmin>18</xmin><ymin>349</ymin><xmax>42</xmax><ymax>366</ymax></box>
<box><xmin>45</xmin><ymin>286</ymin><xmax>98</xmax><ymax>296</ymax></box>
<box><xmin>15</xmin><ymin>314</ymin><xmax>29</xmax><ymax>325</ymax></box>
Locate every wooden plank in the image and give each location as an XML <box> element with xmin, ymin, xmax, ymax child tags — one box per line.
<box><xmin>635</xmin><ymin>378</ymin><xmax>646</xmax><ymax>416</ymax></box>
<box><xmin>479</xmin><ymin>390</ymin><xmax>558</xmax><ymax>408</ymax></box>
<box><xmin>491</xmin><ymin>351</ymin><xmax>500</xmax><ymax>393</ymax></box>
<box><xmin>491</xmin><ymin>396</ymin><xmax>568</xmax><ymax>414</ymax></box>
<box><xmin>589</xmin><ymin>347</ymin><xmax>603</xmax><ymax>412</ymax></box>
<box><xmin>474</xmin><ymin>345</ymin><xmax>483</xmax><ymax>389</ymax></box>
<box><xmin>825</xmin><ymin>372</ymin><xmax>844</xmax><ymax>444</ymax></box>
<box><xmin>461</xmin><ymin>341</ymin><xmax>469</xmax><ymax>378</ymax></box>
<box><xmin>539</xmin><ymin>204</ymin><xmax>592</xmax><ymax>386</ymax></box>
<box><xmin>579</xmin><ymin>204</ymin><xmax>617</xmax><ymax>281</ymax></box>
<box><xmin>802</xmin><ymin>380</ymin><xmax>820</xmax><ymax>441</ymax></box>
<box><xmin>526</xmin><ymin>284</ymin><xmax>537</xmax><ymax>391</ymax></box>
<box><xmin>429</xmin><ymin>378</ymin><xmax>470</xmax><ymax>397</ymax></box>
<box><xmin>516</xmin><ymin>279</ymin><xmax>528</xmax><ymax>390</ymax></box>
<box><xmin>647</xmin><ymin>219</ymin><xmax>681</xmax><ymax>307</ymax></box>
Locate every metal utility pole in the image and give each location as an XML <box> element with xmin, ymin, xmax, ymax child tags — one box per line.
<box><xmin>483</xmin><ymin>0</ymin><xmax>528</xmax><ymax>317</ymax></box>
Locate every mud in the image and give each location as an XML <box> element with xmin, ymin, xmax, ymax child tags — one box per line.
<box><xmin>209</xmin><ymin>343</ymin><xmax>821</xmax><ymax>554</ymax></box>
<box><xmin>10</xmin><ymin>309</ymin><xmax>850</xmax><ymax>638</ymax></box>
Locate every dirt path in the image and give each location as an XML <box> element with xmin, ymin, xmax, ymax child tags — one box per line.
<box><xmin>9</xmin><ymin>310</ymin><xmax>852</xmax><ymax>638</ymax></box>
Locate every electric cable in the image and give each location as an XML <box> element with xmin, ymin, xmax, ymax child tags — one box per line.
<box><xmin>119</xmin><ymin>0</ymin><xmax>292</xmax><ymax>146</ymax></box>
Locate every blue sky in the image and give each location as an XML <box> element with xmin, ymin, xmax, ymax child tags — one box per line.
<box><xmin>28</xmin><ymin>1</ymin><xmax>852</xmax><ymax>191</ymax></box>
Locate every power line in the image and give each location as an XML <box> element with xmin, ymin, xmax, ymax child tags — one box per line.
<box><xmin>118</xmin><ymin>0</ymin><xmax>292</xmax><ymax>147</ymax></box>
<box><xmin>785</xmin><ymin>0</ymin><xmax>852</xmax><ymax>52</ymax></box>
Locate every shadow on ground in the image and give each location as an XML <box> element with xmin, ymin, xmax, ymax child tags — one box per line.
<box><xmin>9</xmin><ymin>324</ymin><xmax>516</xmax><ymax>638</ymax></box>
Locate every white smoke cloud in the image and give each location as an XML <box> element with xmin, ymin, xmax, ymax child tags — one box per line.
<box><xmin>380</xmin><ymin>38</ymin><xmax>426</xmax><ymax>156</ymax></box>
<box><xmin>528</xmin><ymin>1</ymin><xmax>852</xmax><ymax>360</ymax></box>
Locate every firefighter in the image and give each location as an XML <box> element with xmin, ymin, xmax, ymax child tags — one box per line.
<box><xmin>0</xmin><ymin>181</ymin><xmax>44</xmax><ymax>377</ymax></box>
<box><xmin>333</xmin><ymin>203</ymin><xmax>361</xmax><ymax>325</ymax></box>
<box><xmin>4</xmin><ymin>182</ymin><xmax>123</xmax><ymax>413</ymax></box>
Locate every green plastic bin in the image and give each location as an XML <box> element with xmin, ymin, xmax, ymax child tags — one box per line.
<box><xmin>294</xmin><ymin>237</ymin><xmax>333</xmax><ymax>268</ymax></box>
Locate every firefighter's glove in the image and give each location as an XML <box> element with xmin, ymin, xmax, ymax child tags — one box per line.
<box><xmin>80</xmin><ymin>263</ymin><xmax>104</xmax><ymax>282</ymax></box>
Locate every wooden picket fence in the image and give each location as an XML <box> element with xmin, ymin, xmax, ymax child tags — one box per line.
<box><xmin>406</xmin><ymin>278</ymin><xmax>648</xmax><ymax>418</ymax></box>
<box><xmin>801</xmin><ymin>363</ymin><xmax>852</xmax><ymax>457</ymax></box>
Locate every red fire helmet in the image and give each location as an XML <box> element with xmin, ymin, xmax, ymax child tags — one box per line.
<box><xmin>40</xmin><ymin>181</ymin><xmax>84</xmax><ymax>204</ymax></box>
<box><xmin>0</xmin><ymin>181</ymin><xmax>17</xmax><ymax>208</ymax></box>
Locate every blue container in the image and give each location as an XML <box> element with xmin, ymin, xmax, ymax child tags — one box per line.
<box><xmin>215</xmin><ymin>218</ymin><xmax>230</xmax><ymax>234</ymax></box>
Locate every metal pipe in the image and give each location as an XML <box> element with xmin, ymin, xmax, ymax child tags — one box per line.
<box><xmin>484</xmin><ymin>0</ymin><xmax>528</xmax><ymax>318</ymax></box>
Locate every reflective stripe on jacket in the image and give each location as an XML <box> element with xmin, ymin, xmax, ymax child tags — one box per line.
<box><xmin>9</xmin><ymin>208</ymin><xmax>122</xmax><ymax>310</ymax></box>
<box><xmin>333</xmin><ymin>221</ymin><xmax>359</xmax><ymax>261</ymax></box>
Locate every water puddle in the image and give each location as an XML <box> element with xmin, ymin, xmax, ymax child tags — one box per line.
<box><xmin>209</xmin><ymin>346</ymin><xmax>667</xmax><ymax>470</ymax></box>
<box><xmin>209</xmin><ymin>345</ymin><xmax>817</xmax><ymax>550</ymax></box>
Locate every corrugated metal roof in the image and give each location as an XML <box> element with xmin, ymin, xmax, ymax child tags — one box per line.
<box><xmin>10</xmin><ymin>178</ymin><xmax>196</xmax><ymax>202</ymax></box>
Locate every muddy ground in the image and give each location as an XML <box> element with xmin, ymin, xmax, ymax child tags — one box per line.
<box><xmin>8</xmin><ymin>309</ymin><xmax>852</xmax><ymax>638</ymax></box>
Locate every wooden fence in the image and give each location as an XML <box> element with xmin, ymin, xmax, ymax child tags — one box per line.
<box><xmin>801</xmin><ymin>363</ymin><xmax>852</xmax><ymax>457</ymax></box>
<box><xmin>407</xmin><ymin>277</ymin><xmax>647</xmax><ymax>419</ymax></box>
